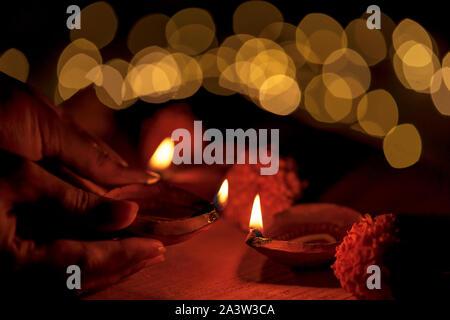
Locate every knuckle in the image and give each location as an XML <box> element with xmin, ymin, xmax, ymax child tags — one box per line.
<box><xmin>11</xmin><ymin>160</ymin><xmax>40</xmax><ymax>198</ymax></box>
<box><xmin>48</xmin><ymin>240</ymin><xmax>83</xmax><ymax>270</ymax></box>
<box><xmin>94</xmin><ymin>146</ymin><xmax>111</xmax><ymax>168</ymax></box>
<box><xmin>79</xmin><ymin>243</ymin><xmax>104</xmax><ymax>273</ymax></box>
<box><xmin>19</xmin><ymin>160</ymin><xmax>35</xmax><ymax>179</ymax></box>
<box><xmin>65</xmin><ymin>187</ymin><xmax>92</xmax><ymax>214</ymax></box>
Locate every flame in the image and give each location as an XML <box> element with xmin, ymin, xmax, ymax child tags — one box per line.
<box><xmin>217</xmin><ymin>179</ymin><xmax>229</xmax><ymax>206</ymax></box>
<box><xmin>249</xmin><ymin>194</ymin><xmax>263</xmax><ymax>231</ymax></box>
<box><xmin>149</xmin><ymin>137</ymin><xmax>174</xmax><ymax>171</ymax></box>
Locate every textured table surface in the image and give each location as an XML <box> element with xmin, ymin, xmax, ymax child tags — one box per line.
<box><xmin>87</xmin><ymin>219</ymin><xmax>354</xmax><ymax>300</ymax></box>
<box><xmin>86</xmin><ymin>154</ymin><xmax>450</xmax><ymax>300</ymax></box>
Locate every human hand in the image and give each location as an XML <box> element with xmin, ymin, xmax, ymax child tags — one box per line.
<box><xmin>0</xmin><ymin>72</ymin><xmax>159</xmax><ymax>188</ymax></box>
<box><xmin>0</xmin><ymin>74</ymin><xmax>163</xmax><ymax>296</ymax></box>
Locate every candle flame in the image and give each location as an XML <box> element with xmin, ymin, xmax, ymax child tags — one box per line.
<box><xmin>217</xmin><ymin>179</ymin><xmax>229</xmax><ymax>206</ymax></box>
<box><xmin>249</xmin><ymin>194</ymin><xmax>263</xmax><ymax>231</ymax></box>
<box><xmin>149</xmin><ymin>137</ymin><xmax>174</xmax><ymax>171</ymax></box>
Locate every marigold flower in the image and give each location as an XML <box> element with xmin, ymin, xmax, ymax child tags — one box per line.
<box><xmin>332</xmin><ymin>213</ymin><xmax>399</xmax><ymax>299</ymax></box>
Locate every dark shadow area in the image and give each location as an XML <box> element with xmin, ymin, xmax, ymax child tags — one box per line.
<box><xmin>236</xmin><ymin>247</ymin><xmax>340</xmax><ymax>289</ymax></box>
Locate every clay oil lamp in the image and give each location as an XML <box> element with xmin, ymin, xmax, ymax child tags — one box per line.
<box><xmin>106</xmin><ymin>179</ymin><xmax>228</xmax><ymax>245</ymax></box>
<box><xmin>148</xmin><ymin>137</ymin><xmax>227</xmax><ymax>199</ymax></box>
<box><xmin>245</xmin><ymin>195</ymin><xmax>362</xmax><ymax>266</ymax></box>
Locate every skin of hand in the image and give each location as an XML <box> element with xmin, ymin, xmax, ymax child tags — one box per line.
<box><xmin>0</xmin><ymin>73</ymin><xmax>164</xmax><ymax>296</ymax></box>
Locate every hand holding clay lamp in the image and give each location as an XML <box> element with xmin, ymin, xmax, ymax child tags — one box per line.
<box><xmin>58</xmin><ymin>136</ymin><xmax>228</xmax><ymax>246</ymax></box>
<box><xmin>105</xmin><ymin>179</ymin><xmax>228</xmax><ymax>245</ymax></box>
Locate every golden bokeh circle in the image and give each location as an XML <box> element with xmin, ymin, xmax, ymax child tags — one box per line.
<box><xmin>93</xmin><ymin>65</ymin><xmax>127</xmax><ymax>110</ymax></box>
<box><xmin>402</xmin><ymin>43</ymin><xmax>440</xmax><ymax>92</ymax></box>
<box><xmin>322</xmin><ymin>48</ymin><xmax>371</xmax><ymax>99</ymax></box>
<box><xmin>345</xmin><ymin>18</ymin><xmax>387</xmax><ymax>66</ymax></box>
<box><xmin>304</xmin><ymin>74</ymin><xmax>352</xmax><ymax>123</ymax></box>
<box><xmin>323</xmin><ymin>74</ymin><xmax>353</xmax><ymax>121</ymax></box>
<box><xmin>443</xmin><ymin>52</ymin><xmax>450</xmax><ymax>68</ymax></box>
<box><xmin>383</xmin><ymin>124</ymin><xmax>422</xmax><ymax>168</ymax></box>
<box><xmin>57</xmin><ymin>39</ymin><xmax>102</xmax><ymax>88</ymax></box>
<box><xmin>127</xmin><ymin>14</ymin><xmax>170</xmax><ymax>54</ymax></box>
<box><xmin>0</xmin><ymin>48</ymin><xmax>29</xmax><ymax>83</ymax></box>
<box><xmin>233</xmin><ymin>1</ymin><xmax>283</xmax><ymax>37</ymax></box>
<box><xmin>198</xmin><ymin>48</ymin><xmax>235</xmax><ymax>96</ymax></box>
<box><xmin>393</xmin><ymin>19</ymin><xmax>433</xmax><ymax>52</ymax></box>
<box><xmin>259</xmin><ymin>74</ymin><xmax>301</xmax><ymax>115</ymax></box>
<box><xmin>393</xmin><ymin>40</ymin><xmax>441</xmax><ymax>93</ymax></box>
<box><xmin>166</xmin><ymin>8</ymin><xmax>216</xmax><ymax>56</ymax></box>
<box><xmin>247</xmin><ymin>48</ymin><xmax>295</xmax><ymax>91</ymax></box>
<box><xmin>127</xmin><ymin>46</ymin><xmax>182</xmax><ymax>103</ymax></box>
<box><xmin>70</xmin><ymin>1</ymin><xmax>118</xmax><ymax>49</ymax></box>
<box><xmin>217</xmin><ymin>34</ymin><xmax>254</xmax><ymax>72</ymax></box>
<box><xmin>171</xmin><ymin>52</ymin><xmax>203</xmax><ymax>99</ymax></box>
<box><xmin>235</xmin><ymin>38</ymin><xmax>287</xmax><ymax>92</ymax></box>
<box><xmin>59</xmin><ymin>53</ymin><xmax>99</xmax><ymax>89</ymax></box>
<box><xmin>296</xmin><ymin>13</ymin><xmax>347</xmax><ymax>64</ymax></box>
<box><xmin>260</xmin><ymin>22</ymin><xmax>296</xmax><ymax>43</ymax></box>
<box><xmin>430</xmin><ymin>67</ymin><xmax>450</xmax><ymax>116</ymax></box>
<box><xmin>357</xmin><ymin>89</ymin><xmax>399</xmax><ymax>137</ymax></box>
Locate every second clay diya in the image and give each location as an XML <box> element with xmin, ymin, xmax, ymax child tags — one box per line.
<box><xmin>245</xmin><ymin>196</ymin><xmax>361</xmax><ymax>267</ymax></box>
<box><xmin>106</xmin><ymin>179</ymin><xmax>228</xmax><ymax>245</ymax></box>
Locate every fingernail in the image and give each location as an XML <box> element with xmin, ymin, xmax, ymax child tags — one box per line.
<box><xmin>158</xmin><ymin>246</ymin><xmax>166</xmax><ymax>254</ymax></box>
<box><xmin>121</xmin><ymin>169</ymin><xmax>161</xmax><ymax>185</ymax></box>
<box><xmin>108</xmin><ymin>152</ymin><xmax>129</xmax><ymax>168</ymax></box>
<box><xmin>146</xmin><ymin>171</ymin><xmax>160</xmax><ymax>184</ymax></box>
<box><xmin>117</xmin><ymin>158</ymin><xmax>129</xmax><ymax>168</ymax></box>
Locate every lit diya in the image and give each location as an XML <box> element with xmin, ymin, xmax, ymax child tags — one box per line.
<box><xmin>148</xmin><ymin>137</ymin><xmax>227</xmax><ymax>199</ymax></box>
<box><xmin>245</xmin><ymin>195</ymin><xmax>362</xmax><ymax>266</ymax></box>
<box><xmin>148</xmin><ymin>137</ymin><xmax>175</xmax><ymax>175</ymax></box>
<box><xmin>148</xmin><ymin>135</ymin><xmax>211</xmax><ymax>183</ymax></box>
<box><xmin>106</xmin><ymin>179</ymin><xmax>228</xmax><ymax>245</ymax></box>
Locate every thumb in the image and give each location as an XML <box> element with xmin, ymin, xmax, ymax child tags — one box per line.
<box><xmin>17</xmin><ymin>160</ymin><xmax>139</xmax><ymax>232</ymax></box>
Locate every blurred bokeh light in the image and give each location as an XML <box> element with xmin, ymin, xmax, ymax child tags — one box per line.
<box><xmin>0</xmin><ymin>48</ymin><xmax>29</xmax><ymax>83</ymax></box>
<box><xmin>8</xmin><ymin>0</ymin><xmax>444</xmax><ymax>170</ymax></box>
<box><xmin>383</xmin><ymin>124</ymin><xmax>422</xmax><ymax>168</ymax></box>
<box><xmin>70</xmin><ymin>1</ymin><xmax>118</xmax><ymax>49</ymax></box>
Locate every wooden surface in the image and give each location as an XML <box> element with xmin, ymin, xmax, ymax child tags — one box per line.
<box><xmin>87</xmin><ymin>219</ymin><xmax>354</xmax><ymax>300</ymax></box>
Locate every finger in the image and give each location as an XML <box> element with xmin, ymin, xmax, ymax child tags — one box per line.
<box><xmin>27</xmin><ymin>87</ymin><xmax>160</xmax><ymax>187</ymax></box>
<box><xmin>57</xmin><ymin>87</ymin><xmax>129</xmax><ymax>168</ymax></box>
<box><xmin>52</xmin><ymin>118</ymin><xmax>160</xmax><ymax>187</ymax></box>
<box><xmin>0</xmin><ymin>82</ymin><xmax>159</xmax><ymax>187</ymax></box>
<box><xmin>14</xmin><ymin>237</ymin><xmax>165</xmax><ymax>294</ymax></box>
<box><xmin>16</xmin><ymin>160</ymin><xmax>138</xmax><ymax>232</ymax></box>
<box><xmin>1</xmin><ymin>79</ymin><xmax>160</xmax><ymax>187</ymax></box>
<box><xmin>89</xmin><ymin>134</ymin><xmax>129</xmax><ymax>168</ymax></box>
<box><xmin>58</xmin><ymin>165</ymin><xmax>108</xmax><ymax>196</ymax></box>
